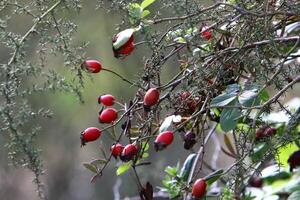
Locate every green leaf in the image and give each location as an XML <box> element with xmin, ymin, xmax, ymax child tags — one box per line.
<box><xmin>220</xmin><ymin>102</ymin><xmax>242</xmax><ymax>132</ymax></box>
<box><xmin>90</xmin><ymin>158</ymin><xmax>107</xmax><ymax>166</ymax></box>
<box><xmin>141</xmin><ymin>0</ymin><xmax>156</xmax><ymax>9</ymax></box>
<box><xmin>251</xmin><ymin>143</ymin><xmax>269</xmax><ymax>163</ymax></box>
<box><xmin>128</xmin><ymin>3</ymin><xmax>143</xmax><ymax>24</ymax></box>
<box><xmin>179</xmin><ymin>153</ymin><xmax>196</xmax><ymax>182</ymax></box>
<box><xmin>238</xmin><ymin>89</ymin><xmax>259</xmax><ymax>107</ymax></box>
<box><xmin>141</xmin><ymin>10</ymin><xmax>150</xmax><ymax>18</ymax></box>
<box><xmin>165</xmin><ymin>166</ymin><xmax>178</xmax><ymax>177</ymax></box>
<box><xmin>211</xmin><ymin>93</ymin><xmax>237</xmax><ymax>107</ymax></box>
<box><xmin>204</xmin><ymin>169</ymin><xmax>224</xmax><ymax>185</ymax></box>
<box><xmin>276</xmin><ymin>142</ymin><xmax>299</xmax><ymax>169</ymax></box>
<box><xmin>259</xmin><ymin>89</ymin><xmax>269</xmax><ymax>102</ymax></box>
<box><xmin>288</xmin><ymin>191</ymin><xmax>300</xmax><ymax>200</ymax></box>
<box><xmin>83</xmin><ymin>163</ymin><xmax>98</xmax><ymax>173</ymax></box>
<box><xmin>116</xmin><ymin>161</ymin><xmax>132</xmax><ymax>176</ymax></box>
<box><xmin>225</xmin><ymin>84</ymin><xmax>240</xmax><ymax>93</ymax></box>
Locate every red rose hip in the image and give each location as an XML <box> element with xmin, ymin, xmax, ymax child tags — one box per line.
<box><xmin>99</xmin><ymin>108</ymin><xmax>118</xmax><ymax>123</ymax></box>
<box><xmin>120</xmin><ymin>144</ymin><xmax>138</xmax><ymax>162</ymax></box>
<box><xmin>143</xmin><ymin>88</ymin><xmax>160</xmax><ymax>107</ymax></box>
<box><xmin>80</xmin><ymin>127</ymin><xmax>101</xmax><ymax>146</ymax></box>
<box><xmin>81</xmin><ymin>60</ymin><xmax>102</xmax><ymax>73</ymax></box>
<box><xmin>201</xmin><ymin>26</ymin><xmax>212</xmax><ymax>40</ymax></box>
<box><xmin>98</xmin><ymin>94</ymin><xmax>115</xmax><ymax>106</ymax></box>
<box><xmin>111</xmin><ymin>143</ymin><xmax>124</xmax><ymax>158</ymax></box>
<box><xmin>154</xmin><ymin>131</ymin><xmax>174</xmax><ymax>151</ymax></box>
<box><xmin>192</xmin><ymin>179</ymin><xmax>206</xmax><ymax>199</ymax></box>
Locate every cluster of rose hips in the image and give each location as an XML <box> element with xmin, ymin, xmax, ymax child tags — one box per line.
<box><xmin>255</xmin><ymin>125</ymin><xmax>277</xmax><ymax>140</ymax></box>
<box><xmin>78</xmin><ymin>26</ymin><xmax>215</xmax><ymax>199</ymax></box>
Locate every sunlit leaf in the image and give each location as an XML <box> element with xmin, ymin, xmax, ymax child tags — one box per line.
<box><xmin>141</xmin><ymin>0</ymin><xmax>156</xmax><ymax>9</ymax></box>
<box><xmin>83</xmin><ymin>163</ymin><xmax>98</xmax><ymax>173</ymax></box>
<box><xmin>276</xmin><ymin>142</ymin><xmax>299</xmax><ymax>169</ymax></box>
<box><xmin>116</xmin><ymin>161</ymin><xmax>132</xmax><ymax>176</ymax></box>
<box><xmin>141</xmin><ymin>10</ymin><xmax>150</xmax><ymax>18</ymax></box>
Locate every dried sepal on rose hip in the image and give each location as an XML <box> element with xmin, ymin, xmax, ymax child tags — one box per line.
<box><xmin>98</xmin><ymin>94</ymin><xmax>115</xmax><ymax>106</ymax></box>
<box><xmin>99</xmin><ymin>108</ymin><xmax>118</xmax><ymax>123</ymax></box>
<box><xmin>288</xmin><ymin>150</ymin><xmax>300</xmax><ymax>172</ymax></box>
<box><xmin>183</xmin><ymin>131</ymin><xmax>196</xmax><ymax>150</ymax></box>
<box><xmin>192</xmin><ymin>178</ymin><xmax>207</xmax><ymax>199</ymax></box>
<box><xmin>110</xmin><ymin>143</ymin><xmax>124</xmax><ymax>159</ymax></box>
<box><xmin>80</xmin><ymin>127</ymin><xmax>101</xmax><ymax>146</ymax></box>
<box><xmin>81</xmin><ymin>60</ymin><xmax>102</xmax><ymax>73</ymax></box>
<box><xmin>154</xmin><ymin>131</ymin><xmax>174</xmax><ymax>151</ymax></box>
<box><xmin>143</xmin><ymin>88</ymin><xmax>160</xmax><ymax>108</ymax></box>
<box><xmin>120</xmin><ymin>144</ymin><xmax>138</xmax><ymax>162</ymax></box>
<box><xmin>112</xmin><ymin>28</ymin><xmax>135</xmax><ymax>58</ymax></box>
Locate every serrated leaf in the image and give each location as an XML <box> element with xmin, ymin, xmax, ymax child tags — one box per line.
<box><xmin>211</xmin><ymin>93</ymin><xmax>237</xmax><ymax>107</ymax></box>
<box><xmin>220</xmin><ymin>104</ymin><xmax>242</xmax><ymax>132</ymax></box>
<box><xmin>141</xmin><ymin>10</ymin><xmax>150</xmax><ymax>18</ymax></box>
<box><xmin>116</xmin><ymin>161</ymin><xmax>132</xmax><ymax>176</ymax></box>
<box><xmin>141</xmin><ymin>0</ymin><xmax>156</xmax><ymax>9</ymax></box>
<box><xmin>83</xmin><ymin>163</ymin><xmax>98</xmax><ymax>173</ymax></box>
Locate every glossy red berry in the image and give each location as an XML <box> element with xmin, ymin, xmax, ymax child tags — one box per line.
<box><xmin>80</xmin><ymin>127</ymin><xmax>101</xmax><ymax>146</ymax></box>
<box><xmin>154</xmin><ymin>131</ymin><xmax>174</xmax><ymax>151</ymax></box>
<box><xmin>120</xmin><ymin>144</ymin><xmax>138</xmax><ymax>162</ymax></box>
<box><xmin>192</xmin><ymin>179</ymin><xmax>206</xmax><ymax>199</ymax></box>
<box><xmin>288</xmin><ymin>150</ymin><xmax>300</xmax><ymax>172</ymax></box>
<box><xmin>81</xmin><ymin>60</ymin><xmax>102</xmax><ymax>73</ymax></box>
<box><xmin>256</xmin><ymin>126</ymin><xmax>276</xmax><ymax>140</ymax></box>
<box><xmin>112</xmin><ymin>29</ymin><xmax>135</xmax><ymax>58</ymax></box>
<box><xmin>98</xmin><ymin>94</ymin><xmax>115</xmax><ymax>106</ymax></box>
<box><xmin>255</xmin><ymin>126</ymin><xmax>267</xmax><ymax>139</ymax></box>
<box><xmin>99</xmin><ymin>108</ymin><xmax>118</xmax><ymax>123</ymax></box>
<box><xmin>110</xmin><ymin>143</ymin><xmax>124</xmax><ymax>158</ymax></box>
<box><xmin>201</xmin><ymin>26</ymin><xmax>212</xmax><ymax>40</ymax></box>
<box><xmin>249</xmin><ymin>176</ymin><xmax>263</xmax><ymax>188</ymax></box>
<box><xmin>143</xmin><ymin>88</ymin><xmax>160</xmax><ymax>107</ymax></box>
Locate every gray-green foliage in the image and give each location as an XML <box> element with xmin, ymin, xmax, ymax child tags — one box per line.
<box><xmin>0</xmin><ymin>1</ymin><xmax>87</xmax><ymax>198</ymax></box>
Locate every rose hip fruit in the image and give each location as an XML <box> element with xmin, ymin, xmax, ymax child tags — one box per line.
<box><xmin>201</xmin><ymin>26</ymin><xmax>212</xmax><ymax>40</ymax></box>
<box><xmin>80</xmin><ymin>127</ymin><xmax>101</xmax><ymax>146</ymax></box>
<box><xmin>81</xmin><ymin>60</ymin><xmax>102</xmax><ymax>73</ymax></box>
<box><xmin>143</xmin><ymin>88</ymin><xmax>160</xmax><ymax>107</ymax></box>
<box><xmin>154</xmin><ymin>131</ymin><xmax>174</xmax><ymax>151</ymax></box>
<box><xmin>192</xmin><ymin>178</ymin><xmax>206</xmax><ymax>199</ymax></box>
<box><xmin>120</xmin><ymin>144</ymin><xmax>138</xmax><ymax>162</ymax></box>
<box><xmin>99</xmin><ymin>108</ymin><xmax>118</xmax><ymax>123</ymax></box>
<box><xmin>249</xmin><ymin>176</ymin><xmax>263</xmax><ymax>188</ymax></box>
<box><xmin>111</xmin><ymin>143</ymin><xmax>124</xmax><ymax>158</ymax></box>
<box><xmin>288</xmin><ymin>150</ymin><xmax>300</xmax><ymax>172</ymax></box>
<box><xmin>98</xmin><ymin>94</ymin><xmax>115</xmax><ymax>106</ymax></box>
